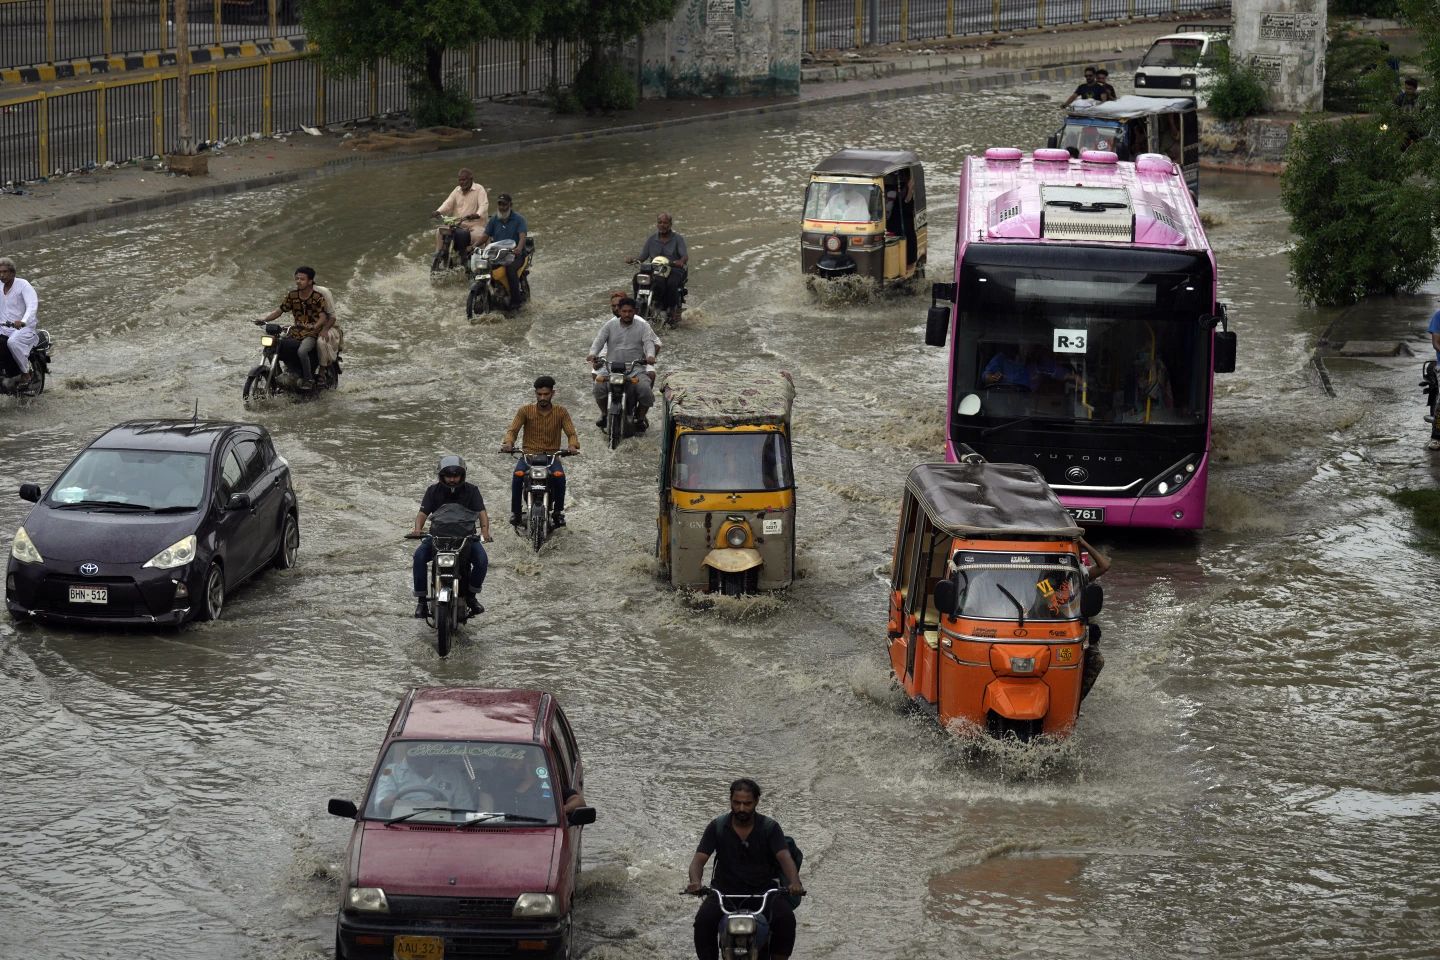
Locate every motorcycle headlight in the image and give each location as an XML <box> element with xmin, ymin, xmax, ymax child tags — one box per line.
<box><xmin>437</xmin><ymin>555</ymin><xmax>457</xmax><ymax>568</ymax></box>
<box><xmin>531</xmin><ymin>468</ymin><xmax>548</xmax><ymax>478</ymax></box>
<box><xmin>725</xmin><ymin>525</ymin><xmax>749</xmax><ymax>548</ymax></box>
<box><xmin>345</xmin><ymin>887</ymin><xmax>389</xmax><ymax>913</ymax></box>
<box><xmin>513</xmin><ymin>893</ymin><xmax>560</xmax><ymax>918</ymax></box>
<box><xmin>726</xmin><ymin>916</ymin><xmax>757</xmax><ymax>936</ymax></box>
<box><xmin>260</xmin><ymin>335</ymin><xmax>275</xmax><ymax>347</ymax></box>
<box><xmin>11</xmin><ymin>526</ymin><xmax>43</xmax><ymax>564</ymax></box>
<box><xmin>143</xmin><ymin>535</ymin><xmax>196</xmax><ymax>570</ymax></box>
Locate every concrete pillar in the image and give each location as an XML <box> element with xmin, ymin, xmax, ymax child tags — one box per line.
<box><xmin>639</xmin><ymin>0</ymin><xmax>802</xmax><ymax>99</ymax></box>
<box><xmin>1231</xmin><ymin>0</ymin><xmax>1325</xmax><ymax>112</ymax></box>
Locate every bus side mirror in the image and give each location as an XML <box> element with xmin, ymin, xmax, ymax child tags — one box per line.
<box><xmin>933</xmin><ymin>579</ymin><xmax>957</xmax><ymax>617</ymax></box>
<box><xmin>1081</xmin><ymin>583</ymin><xmax>1103</xmax><ymax>620</ymax></box>
<box><xmin>1214</xmin><ymin>330</ymin><xmax>1237</xmax><ymax>373</ymax></box>
<box><xmin>925</xmin><ymin>306</ymin><xmax>949</xmax><ymax>347</ymax></box>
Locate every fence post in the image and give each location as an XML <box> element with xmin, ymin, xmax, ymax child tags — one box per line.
<box><xmin>1127</xmin><ymin>0</ymin><xmax>1134</xmax><ymax>19</ymax></box>
<box><xmin>209</xmin><ymin>68</ymin><xmax>218</xmax><ymax>142</ymax></box>
<box><xmin>946</xmin><ymin>0</ymin><xmax>954</xmax><ymax>38</ymax></box>
<box><xmin>470</xmin><ymin>44</ymin><xmax>480</xmax><ymax>98</ymax></box>
<box><xmin>867</xmin><ymin>0</ymin><xmax>878</xmax><ymax>45</ymax></box>
<box><xmin>1037</xmin><ymin>0</ymin><xmax>1045</xmax><ymax>29</ymax></box>
<box><xmin>1082</xmin><ymin>0</ymin><xmax>1090</xmax><ymax>23</ymax></box>
<box><xmin>806</xmin><ymin>0</ymin><xmax>816</xmax><ymax>53</ymax></box>
<box><xmin>214</xmin><ymin>0</ymin><xmax>222</xmax><ymax>45</ymax></box>
<box><xmin>900</xmin><ymin>0</ymin><xmax>908</xmax><ymax>42</ymax></box>
<box><xmin>263</xmin><ymin>60</ymin><xmax>272</xmax><ymax>137</ymax></box>
<box><xmin>369</xmin><ymin>63</ymin><xmax>378</xmax><ymax>117</ymax></box>
<box><xmin>38</xmin><ymin>93</ymin><xmax>50</xmax><ymax>176</ymax></box>
<box><xmin>992</xmin><ymin>0</ymin><xmax>1000</xmax><ymax>33</ymax></box>
<box><xmin>153</xmin><ymin>79</ymin><xmax>163</xmax><ymax>155</ymax></box>
<box><xmin>315</xmin><ymin>62</ymin><xmax>325</xmax><ymax>126</ymax></box>
<box><xmin>852</xmin><ymin>0</ymin><xmax>861</xmax><ymax>47</ymax></box>
<box><xmin>44</xmin><ymin>0</ymin><xmax>56</xmax><ymax>63</ymax></box>
<box><xmin>103</xmin><ymin>0</ymin><xmax>113</xmax><ymax>57</ymax></box>
<box><xmin>269</xmin><ymin>0</ymin><xmax>277</xmax><ymax>38</ymax></box>
<box><xmin>520</xmin><ymin>43</ymin><xmax>529</xmax><ymax>93</ymax></box>
<box><xmin>160</xmin><ymin>0</ymin><xmax>168</xmax><ymax>50</ymax></box>
<box><xmin>97</xmin><ymin>85</ymin><xmax>107</xmax><ymax>164</ymax></box>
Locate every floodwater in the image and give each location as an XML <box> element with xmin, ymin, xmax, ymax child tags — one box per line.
<box><xmin>3</xmin><ymin>84</ymin><xmax>1439</xmax><ymax>960</ymax></box>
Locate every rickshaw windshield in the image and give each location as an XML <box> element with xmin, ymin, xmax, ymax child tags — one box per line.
<box><xmin>805</xmin><ymin>181</ymin><xmax>883</xmax><ymax>223</ymax></box>
<box><xmin>954</xmin><ymin>564</ymin><xmax>1082</xmax><ymax>622</ymax></box>
<box><xmin>674</xmin><ymin>431</ymin><xmax>791</xmax><ymax>491</ymax></box>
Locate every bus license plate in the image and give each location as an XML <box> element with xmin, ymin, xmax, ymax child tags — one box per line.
<box><xmin>1068</xmin><ymin>507</ymin><xmax>1105</xmax><ymax>524</ymax></box>
<box><xmin>69</xmin><ymin>586</ymin><xmax>108</xmax><ymax>604</ymax></box>
<box><xmin>393</xmin><ymin>935</ymin><xmax>444</xmax><ymax>960</ymax></box>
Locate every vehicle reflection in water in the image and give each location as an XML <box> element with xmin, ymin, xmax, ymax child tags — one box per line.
<box><xmin>0</xmin><ymin>92</ymin><xmax>1437</xmax><ymax>960</ymax></box>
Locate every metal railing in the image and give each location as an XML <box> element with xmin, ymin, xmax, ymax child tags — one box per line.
<box><xmin>1</xmin><ymin>0</ymin><xmax>305</xmax><ymax>70</ymax></box>
<box><xmin>803</xmin><ymin>0</ymin><xmax>1231</xmax><ymax>52</ymax></box>
<box><xmin>0</xmin><ymin>41</ymin><xmax>581</xmax><ymax>182</ymax></box>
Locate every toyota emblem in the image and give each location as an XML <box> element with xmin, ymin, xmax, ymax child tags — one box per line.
<box><xmin>79</xmin><ymin>562</ymin><xmax>100</xmax><ymax>577</ymax></box>
<box><xmin>1065</xmin><ymin>466</ymin><xmax>1089</xmax><ymax>483</ymax></box>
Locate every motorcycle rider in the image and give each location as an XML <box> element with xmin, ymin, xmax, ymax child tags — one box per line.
<box><xmin>256</xmin><ymin>266</ymin><xmax>334</xmax><ymax>391</ymax></box>
<box><xmin>609</xmin><ymin>289</ymin><xmax>661</xmax><ymax>383</ymax></box>
<box><xmin>475</xmin><ymin>193</ymin><xmax>529</xmax><ymax>305</ymax></box>
<box><xmin>500</xmin><ymin>375</ymin><xmax>581</xmax><ymax>529</ymax></box>
<box><xmin>686</xmin><ymin>778</ymin><xmax>804</xmax><ymax>960</ymax></box>
<box><xmin>586</xmin><ymin>297</ymin><xmax>658</xmax><ymax>430</ymax></box>
<box><xmin>409</xmin><ymin>455</ymin><xmax>493</xmax><ymax>619</ymax></box>
<box><xmin>627</xmin><ymin>212</ymin><xmax>689</xmax><ymax>316</ymax></box>
<box><xmin>0</xmin><ymin>257</ymin><xmax>40</xmax><ymax>389</ymax></box>
<box><xmin>432</xmin><ymin>167</ymin><xmax>488</xmax><ymax>270</ymax></box>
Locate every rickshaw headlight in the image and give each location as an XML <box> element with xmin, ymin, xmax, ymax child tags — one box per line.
<box><xmin>725</xmin><ymin>525</ymin><xmax>749</xmax><ymax>548</ymax></box>
<box><xmin>1009</xmin><ymin>656</ymin><xmax>1036</xmax><ymax>674</ymax></box>
<box><xmin>726</xmin><ymin>916</ymin><xmax>757</xmax><ymax>936</ymax></box>
<box><xmin>824</xmin><ymin>235</ymin><xmax>843</xmax><ymax>253</ymax></box>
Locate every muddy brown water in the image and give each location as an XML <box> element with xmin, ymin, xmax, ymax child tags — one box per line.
<box><xmin>2</xmin><ymin>86</ymin><xmax>1439</xmax><ymax>959</ymax></box>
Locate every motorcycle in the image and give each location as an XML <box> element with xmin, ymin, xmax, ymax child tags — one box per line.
<box><xmin>405</xmin><ymin>504</ymin><xmax>489</xmax><ymax>657</ymax></box>
<box><xmin>466</xmin><ymin>237</ymin><xmax>534</xmax><ymax>319</ymax></box>
<box><xmin>242</xmin><ymin>321</ymin><xmax>341</xmax><ymax>403</ymax></box>
<box><xmin>631</xmin><ymin>256</ymin><xmax>686</xmax><ymax>329</ymax></box>
<box><xmin>594</xmin><ymin>357</ymin><xmax>648</xmax><ymax>450</ymax></box>
<box><xmin>0</xmin><ymin>329</ymin><xmax>53</xmax><ymax>399</ymax></box>
<box><xmin>430</xmin><ymin>215</ymin><xmax>479</xmax><ymax>277</ymax></box>
<box><xmin>688</xmin><ymin>886</ymin><xmax>802</xmax><ymax>960</ymax></box>
<box><xmin>503</xmin><ymin>449</ymin><xmax>575</xmax><ymax>552</ymax></box>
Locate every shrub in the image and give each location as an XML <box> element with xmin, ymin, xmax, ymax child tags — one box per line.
<box><xmin>547</xmin><ymin>80</ymin><xmax>582</xmax><ymax>115</ymax></box>
<box><xmin>1203</xmin><ymin>46</ymin><xmax>1267</xmax><ymax>121</ymax></box>
<box><xmin>408</xmin><ymin>77</ymin><xmax>474</xmax><ymax>128</ymax></box>
<box><xmin>1325</xmin><ymin>28</ymin><xmax>1401</xmax><ymax>112</ymax></box>
<box><xmin>1280</xmin><ymin>115</ymin><xmax>1440</xmax><ymax>305</ymax></box>
<box><xmin>1330</xmin><ymin>0</ymin><xmax>1400</xmax><ymax>15</ymax></box>
<box><xmin>571</xmin><ymin>54</ymin><xmax>637</xmax><ymax>113</ymax></box>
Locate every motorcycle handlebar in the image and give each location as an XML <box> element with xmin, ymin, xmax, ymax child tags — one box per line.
<box><xmin>499</xmin><ymin>449</ymin><xmax>576</xmax><ymax>456</ymax></box>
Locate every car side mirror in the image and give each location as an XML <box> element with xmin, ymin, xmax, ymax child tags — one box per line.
<box><xmin>925</xmin><ymin>305</ymin><xmax>949</xmax><ymax>348</ymax></box>
<box><xmin>933</xmin><ymin>579</ymin><xmax>957</xmax><ymax>618</ymax></box>
<box><xmin>567</xmin><ymin>806</ymin><xmax>597</xmax><ymax>826</ymax></box>
<box><xmin>19</xmin><ymin>483</ymin><xmax>41</xmax><ymax>502</ymax></box>
<box><xmin>328</xmin><ymin>798</ymin><xmax>358</xmax><ymax>819</ymax></box>
<box><xmin>1213</xmin><ymin>330</ymin><xmax>1237</xmax><ymax>373</ymax></box>
<box><xmin>226</xmin><ymin>492</ymin><xmax>251</xmax><ymax>511</ymax></box>
<box><xmin>1081</xmin><ymin>583</ymin><xmax>1103</xmax><ymax>620</ymax></box>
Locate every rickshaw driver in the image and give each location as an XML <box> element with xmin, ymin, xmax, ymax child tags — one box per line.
<box><xmin>1077</xmin><ymin>535</ymin><xmax>1110</xmax><ymax>703</ymax></box>
<box><xmin>500</xmin><ymin>375</ymin><xmax>580</xmax><ymax>529</ymax></box>
<box><xmin>586</xmin><ymin>298</ymin><xmax>659</xmax><ymax>430</ymax></box>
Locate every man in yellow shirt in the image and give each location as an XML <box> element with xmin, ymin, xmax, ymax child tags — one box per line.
<box><xmin>500</xmin><ymin>375</ymin><xmax>580</xmax><ymax>527</ymax></box>
<box><xmin>431</xmin><ymin>168</ymin><xmax>488</xmax><ymax>270</ymax></box>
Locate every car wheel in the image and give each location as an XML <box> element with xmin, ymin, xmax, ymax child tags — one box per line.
<box><xmin>273</xmin><ymin>512</ymin><xmax>299</xmax><ymax>569</ymax></box>
<box><xmin>200</xmin><ymin>562</ymin><xmax>225</xmax><ymax>621</ymax></box>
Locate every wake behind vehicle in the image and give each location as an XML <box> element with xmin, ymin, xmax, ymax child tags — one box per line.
<box><xmin>1049</xmin><ymin>95</ymin><xmax>1200</xmax><ymax>201</ymax></box>
<box><xmin>466</xmin><ymin>237</ymin><xmax>535</xmax><ymax>319</ymax></box>
<box><xmin>407</xmin><ymin>503</ymin><xmax>481</xmax><ymax>657</ymax></box>
<box><xmin>887</xmin><ymin>461</ymin><xmax>1103</xmax><ymax>741</ymax></box>
<box><xmin>632</xmin><ymin>256</ymin><xmax>686</xmax><ymax>328</ymax></box>
<box><xmin>0</xmin><ymin>328</ymin><xmax>52</xmax><ymax>399</ymax></box>
<box><xmin>801</xmin><ymin>148</ymin><xmax>927</xmax><ymax>285</ymax></box>
<box><xmin>595</xmin><ymin>358</ymin><xmax>647</xmax><ymax>450</ymax></box>
<box><xmin>656</xmin><ymin>371</ymin><xmax>795</xmax><ymax>596</ymax></box>
<box><xmin>6</xmin><ymin>419</ymin><xmax>299</xmax><ymax>625</ymax></box>
<box><xmin>242</xmin><ymin>320</ymin><xmax>341</xmax><ymax>403</ymax></box>
<box><xmin>327</xmin><ymin>687</ymin><xmax>597</xmax><ymax>960</ymax></box>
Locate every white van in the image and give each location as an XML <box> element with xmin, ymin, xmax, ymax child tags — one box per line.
<box><xmin>1132</xmin><ymin>31</ymin><xmax>1229</xmax><ymax>108</ymax></box>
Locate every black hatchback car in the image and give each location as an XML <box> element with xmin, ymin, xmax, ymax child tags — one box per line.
<box><xmin>5</xmin><ymin>419</ymin><xmax>299</xmax><ymax>626</ymax></box>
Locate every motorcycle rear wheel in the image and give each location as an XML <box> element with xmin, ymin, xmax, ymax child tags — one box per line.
<box><xmin>436</xmin><ymin>600</ymin><xmax>453</xmax><ymax>657</ymax></box>
<box><xmin>529</xmin><ymin>504</ymin><xmax>546</xmax><ymax>552</ymax></box>
<box><xmin>466</xmin><ymin>285</ymin><xmax>489</xmax><ymax>320</ymax></box>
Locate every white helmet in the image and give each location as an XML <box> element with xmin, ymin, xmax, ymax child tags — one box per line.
<box><xmin>651</xmin><ymin>255</ymin><xmax>671</xmax><ymax>278</ymax></box>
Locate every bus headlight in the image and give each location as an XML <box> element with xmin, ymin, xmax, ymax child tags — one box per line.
<box><xmin>1141</xmin><ymin>455</ymin><xmax>1201</xmax><ymax>497</ymax></box>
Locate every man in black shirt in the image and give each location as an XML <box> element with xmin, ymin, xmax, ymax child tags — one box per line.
<box><xmin>686</xmin><ymin>778</ymin><xmax>803</xmax><ymax>960</ymax></box>
<box><xmin>408</xmin><ymin>455</ymin><xmax>493</xmax><ymax>618</ymax></box>
<box><xmin>1063</xmin><ymin>66</ymin><xmax>1107</xmax><ymax>106</ymax></box>
<box><xmin>1095</xmin><ymin>68</ymin><xmax>1117</xmax><ymax>101</ymax></box>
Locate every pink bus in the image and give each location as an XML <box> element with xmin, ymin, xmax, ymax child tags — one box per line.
<box><xmin>925</xmin><ymin>147</ymin><xmax>1237</xmax><ymax>530</ymax></box>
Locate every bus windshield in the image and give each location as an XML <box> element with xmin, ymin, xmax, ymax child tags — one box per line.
<box><xmin>955</xmin><ymin>564</ymin><xmax>1082</xmax><ymax>622</ymax></box>
<box><xmin>805</xmin><ymin>181</ymin><xmax>883</xmax><ymax>223</ymax></box>
<box><xmin>954</xmin><ymin>259</ymin><xmax>1211</xmax><ymax>426</ymax></box>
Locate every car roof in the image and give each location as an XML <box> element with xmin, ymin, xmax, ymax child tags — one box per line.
<box><xmin>394</xmin><ymin>687</ymin><xmax>551</xmax><ymax>743</ymax></box>
<box><xmin>89</xmin><ymin>419</ymin><xmax>257</xmax><ymax>453</ymax></box>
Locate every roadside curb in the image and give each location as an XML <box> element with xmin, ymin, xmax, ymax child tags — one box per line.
<box><xmin>0</xmin><ymin>57</ymin><xmax>1129</xmax><ymax>246</ymax></box>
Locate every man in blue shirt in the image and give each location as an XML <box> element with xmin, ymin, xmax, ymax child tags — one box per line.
<box><xmin>477</xmin><ymin>193</ymin><xmax>530</xmax><ymax>305</ymax></box>
<box><xmin>1426</xmin><ymin>309</ymin><xmax>1440</xmax><ymax>450</ymax></box>
<box><xmin>981</xmin><ymin>344</ymin><xmax>1078</xmax><ymax>391</ymax></box>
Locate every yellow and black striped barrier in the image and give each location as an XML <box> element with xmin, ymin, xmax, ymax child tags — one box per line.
<box><xmin>1</xmin><ymin>38</ymin><xmax>305</xmax><ymax>86</ymax></box>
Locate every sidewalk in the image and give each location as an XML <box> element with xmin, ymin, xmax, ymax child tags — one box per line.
<box><xmin>0</xmin><ymin>20</ymin><xmax>1167</xmax><ymax>245</ymax></box>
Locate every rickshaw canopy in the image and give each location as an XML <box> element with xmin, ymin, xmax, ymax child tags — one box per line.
<box><xmin>812</xmin><ymin>148</ymin><xmax>921</xmax><ymax>178</ymax></box>
<box><xmin>661</xmin><ymin>370</ymin><xmax>795</xmax><ymax>429</ymax></box>
<box><xmin>1067</xmin><ymin>95</ymin><xmax>1195</xmax><ymax>121</ymax></box>
<box><xmin>903</xmin><ymin>462</ymin><xmax>1081</xmax><ymax>539</ymax></box>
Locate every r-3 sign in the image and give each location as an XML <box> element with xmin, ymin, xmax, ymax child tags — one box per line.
<box><xmin>1053</xmin><ymin>328</ymin><xmax>1088</xmax><ymax>353</ymax></box>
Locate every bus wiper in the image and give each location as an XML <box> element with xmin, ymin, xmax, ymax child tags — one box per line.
<box><xmin>982</xmin><ymin>416</ymin><xmax>1035</xmax><ymax>437</ymax></box>
<box><xmin>995</xmin><ymin>584</ymin><xmax>1026</xmax><ymax>627</ymax></box>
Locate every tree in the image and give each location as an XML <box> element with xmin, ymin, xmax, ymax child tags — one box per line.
<box><xmin>536</xmin><ymin>0</ymin><xmax>679</xmax><ymax>110</ymax></box>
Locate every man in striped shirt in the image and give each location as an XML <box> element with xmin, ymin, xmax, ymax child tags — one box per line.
<box><xmin>500</xmin><ymin>375</ymin><xmax>581</xmax><ymax>528</ymax></box>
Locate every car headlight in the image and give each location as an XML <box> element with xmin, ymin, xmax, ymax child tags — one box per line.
<box><xmin>11</xmin><ymin>526</ymin><xmax>43</xmax><ymax>564</ymax></box>
<box><xmin>725</xmin><ymin>525</ymin><xmax>749</xmax><ymax>548</ymax></box>
<box><xmin>726</xmin><ymin>916</ymin><xmax>757</xmax><ymax>936</ymax></box>
<box><xmin>1181</xmin><ymin>75</ymin><xmax>1195</xmax><ymax>88</ymax></box>
<box><xmin>143</xmin><ymin>535</ymin><xmax>197</xmax><ymax>570</ymax></box>
<box><xmin>1135</xmin><ymin>73</ymin><xmax>1147</xmax><ymax>86</ymax></box>
<box><xmin>513</xmin><ymin>893</ymin><xmax>560</xmax><ymax>918</ymax></box>
<box><xmin>345</xmin><ymin>887</ymin><xmax>389</xmax><ymax>913</ymax></box>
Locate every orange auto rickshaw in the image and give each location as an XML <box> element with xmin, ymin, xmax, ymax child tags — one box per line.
<box><xmin>887</xmin><ymin>462</ymin><xmax>1103</xmax><ymax>740</ymax></box>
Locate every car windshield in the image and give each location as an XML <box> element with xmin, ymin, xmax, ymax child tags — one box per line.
<box><xmin>805</xmin><ymin>181</ymin><xmax>882</xmax><ymax>223</ymax></box>
<box><xmin>674</xmin><ymin>431</ymin><xmax>791</xmax><ymax>492</ymax></box>
<box><xmin>1061</xmin><ymin>120</ymin><xmax>1125</xmax><ymax>156</ymax></box>
<box><xmin>955</xmin><ymin>564</ymin><xmax>1083</xmax><ymax>622</ymax></box>
<box><xmin>363</xmin><ymin>741</ymin><xmax>559</xmax><ymax>825</ymax></box>
<box><xmin>1142</xmin><ymin>38</ymin><xmax>1205</xmax><ymax>68</ymax></box>
<box><xmin>49</xmin><ymin>449</ymin><xmax>208</xmax><ymax>510</ymax></box>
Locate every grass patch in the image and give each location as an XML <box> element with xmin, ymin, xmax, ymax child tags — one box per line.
<box><xmin>1391</xmin><ymin>488</ymin><xmax>1440</xmax><ymax>535</ymax></box>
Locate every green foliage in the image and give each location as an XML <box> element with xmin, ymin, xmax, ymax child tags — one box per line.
<box><xmin>536</xmin><ymin>0</ymin><xmax>681</xmax><ymax>45</ymax></box>
<box><xmin>1280</xmin><ymin>116</ymin><xmax>1440</xmax><ymax>305</ymax></box>
<box><xmin>408</xmin><ymin>78</ymin><xmax>475</xmax><ymax>128</ymax></box>
<box><xmin>572</xmin><ymin>55</ymin><xmax>638</xmax><ymax>112</ymax></box>
<box><xmin>547</xmin><ymin>80</ymin><xmax>582</xmax><ymax>114</ymax></box>
<box><xmin>1331</xmin><ymin>0</ymin><xmax>1400</xmax><ymax>15</ymax></box>
<box><xmin>1325</xmin><ymin>29</ymin><xmax>1399</xmax><ymax>112</ymax></box>
<box><xmin>1202</xmin><ymin>45</ymin><xmax>1267</xmax><ymax>121</ymax></box>
<box><xmin>1391</xmin><ymin>489</ymin><xmax>1440</xmax><ymax>536</ymax></box>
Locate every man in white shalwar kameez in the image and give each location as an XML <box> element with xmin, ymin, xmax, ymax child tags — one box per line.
<box><xmin>0</xmin><ymin>258</ymin><xmax>40</xmax><ymax>386</ymax></box>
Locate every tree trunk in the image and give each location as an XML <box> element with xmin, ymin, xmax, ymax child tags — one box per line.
<box><xmin>176</xmin><ymin>0</ymin><xmax>192</xmax><ymax>153</ymax></box>
<box><xmin>424</xmin><ymin>43</ymin><xmax>444</xmax><ymax>98</ymax></box>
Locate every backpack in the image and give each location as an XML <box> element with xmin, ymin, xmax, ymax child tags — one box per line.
<box><xmin>429</xmin><ymin>502</ymin><xmax>478</xmax><ymax>540</ymax></box>
<box><xmin>711</xmin><ymin>814</ymin><xmax>804</xmax><ymax>908</ymax></box>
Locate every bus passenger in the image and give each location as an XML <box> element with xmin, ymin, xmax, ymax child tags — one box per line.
<box><xmin>982</xmin><ymin>344</ymin><xmax>1079</xmax><ymax>391</ymax></box>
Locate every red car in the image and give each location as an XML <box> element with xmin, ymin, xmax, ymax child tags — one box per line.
<box><xmin>327</xmin><ymin>688</ymin><xmax>596</xmax><ymax>960</ymax></box>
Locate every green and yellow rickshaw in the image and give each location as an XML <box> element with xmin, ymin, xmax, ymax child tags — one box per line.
<box><xmin>801</xmin><ymin>148</ymin><xmax>928</xmax><ymax>284</ymax></box>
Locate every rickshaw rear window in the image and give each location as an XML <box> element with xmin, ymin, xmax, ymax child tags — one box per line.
<box><xmin>675</xmin><ymin>432</ymin><xmax>791</xmax><ymax>491</ymax></box>
<box><xmin>805</xmin><ymin>182</ymin><xmax>883</xmax><ymax>223</ymax></box>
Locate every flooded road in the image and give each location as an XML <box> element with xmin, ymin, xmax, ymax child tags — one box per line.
<box><xmin>3</xmin><ymin>85</ymin><xmax>1439</xmax><ymax>959</ymax></box>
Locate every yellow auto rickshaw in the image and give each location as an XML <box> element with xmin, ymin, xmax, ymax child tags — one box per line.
<box><xmin>657</xmin><ymin>371</ymin><xmax>796</xmax><ymax>596</ymax></box>
<box><xmin>801</xmin><ymin>148</ymin><xmax>928</xmax><ymax>284</ymax></box>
